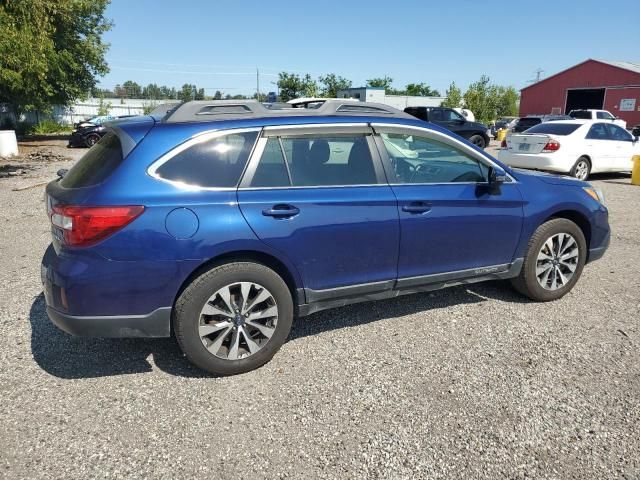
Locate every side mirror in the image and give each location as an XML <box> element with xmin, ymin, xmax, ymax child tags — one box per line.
<box><xmin>489</xmin><ymin>165</ymin><xmax>507</xmax><ymax>185</ymax></box>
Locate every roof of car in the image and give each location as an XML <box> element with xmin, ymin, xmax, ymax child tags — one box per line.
<box><xmin>162</xmin><ymin>99</ymin><xmax>414</xmax><ymax>123</ymax></box>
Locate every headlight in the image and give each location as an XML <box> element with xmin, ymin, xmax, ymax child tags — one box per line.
<box><xmin>583</xmin><ymin>187</ymin><xmax>605</xmax><ymax>205</ymax></box>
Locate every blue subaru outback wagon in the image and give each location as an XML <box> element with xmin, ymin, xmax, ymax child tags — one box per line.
<box><xmin>42</xmin><ymin>100</ymin><xmax>610</xmax><ymax>375</ymax></box>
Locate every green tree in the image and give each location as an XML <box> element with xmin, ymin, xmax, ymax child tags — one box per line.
<box><xmin>121</xmin><ymin>80</ymin><xmax>142</xmax><ymax>98</ymax></box>
<box><xmin>214</xmin><ymin>90</ymin><xmax>222</xmax><ymax>100</ymax></box>
<box><xmin>495</xmin><ymin>86</ymin><xmax>519</xmax><ymax>117</ymax></box>
<box><xmin>404</xmin><ymin>83</ymin><xmax>440</xmax><ymax>97</ymax></box>
<box><xmin>319</xmin><ymin>74</ymin><xmax>352</xmax><ymax>98</ymax></box>
<box><xmin>0</xmin><ymin>0</ymin><xmax>112</xmax><ymax>116</ymax></box>
<box><xmin>441</xmin><ymin>82</ymin><xmax>463</xmax><ymax>108</ymax></box>
<box><xmin>96</xmin><ymin>94</ymin><xmax>111</xmax><ymax>116</ymax></box>
<box><xmin>277</xmin><ymin>72</ymin><xmax>320</xmax><ymax>101</ymax></box>
<box><xmin>179</xmin><ymin>84</ymin><xmax>195</xmax><ymax>102</ymax></box>
<box><xmin>366</xmin><ymin>76</ymin><xmax>394</xmax><ymax>92</ymax></box>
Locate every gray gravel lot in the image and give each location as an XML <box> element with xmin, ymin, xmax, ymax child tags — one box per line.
<box><xmin>0</xmin><ymin>140</ymin><xmax>639</xmax><ymax>479</ymax></box>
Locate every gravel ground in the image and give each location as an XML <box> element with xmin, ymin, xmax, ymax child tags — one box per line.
<box><xmin>0</xmin><ymin>140</ymin><xmax>639</xmax><ymax>479</ymax></box>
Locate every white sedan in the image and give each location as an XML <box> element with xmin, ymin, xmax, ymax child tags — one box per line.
<box><xmin>498</xmin><ymin>120</ymin><xmax>639</xmax><ymax>180</ymax></box>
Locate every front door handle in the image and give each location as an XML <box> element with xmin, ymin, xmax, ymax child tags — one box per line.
<box><xmin>262</xmin><ymin>204</ymin><xmax>300</xmax><ymax>218</ymax></box>
<box><xmin>402</xmin><ymin>202</ymin><xmax>432</xmax><ymax>214</ymax></box>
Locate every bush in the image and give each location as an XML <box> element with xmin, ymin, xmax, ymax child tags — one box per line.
<box><xmin>32</xmin><ymin>119</ymin><xmax>71</xmax><ymax>135</ymax></box>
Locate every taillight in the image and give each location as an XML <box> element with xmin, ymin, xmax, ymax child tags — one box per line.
<box><xmin>50</xmin><ymin>205</ymin><xmax>144</xmax><ymax>246</ymax></box>
<box><xmin>542</xmin><ymin>140</ymin><xmax>560</xmax><ymax>152</ymax></box>
<box><xmin>501</xmin><ymin>139</ymin><xmax>507</xmax><ymax>148</ymax></box>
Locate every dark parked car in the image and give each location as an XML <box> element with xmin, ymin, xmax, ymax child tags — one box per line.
<box><xmin>68</xmin><ymin>115</ymin><xmax>138</xmax><ymax>148</ymax></box>
<box><xmin>632</xmin><ymin>125</ymin><xmax>640</xmax><ymax>137</ymax></box>
<box><xmin>490</xmin><ymin>117</ymin><xmax>518</xmax><ymax>138</ymax></box>
<box><xmin>43</xmin><ymin>100</ymin><xmax>610</xmax><ymax>375</ymax></box>
<box><xmin>513</xmin><ymin>115</ymin><xmax>573</xmax><ymax>133</ymax></box>
<box><xmin>404</xmin><ymin>106</ymin><xmax>491</xmax><ymax>148</ymax></box>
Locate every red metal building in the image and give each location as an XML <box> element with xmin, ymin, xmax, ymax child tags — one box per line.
<box><xmin>519</xmin><ymin>59</ymin><xmax>640</xmax><ymax>127</ymax></box>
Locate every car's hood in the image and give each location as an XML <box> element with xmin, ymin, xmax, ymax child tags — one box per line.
<box><xmin>512</xmin><ymin>168</ymin><xmax>589</xmax><ymax>187</ymax></box>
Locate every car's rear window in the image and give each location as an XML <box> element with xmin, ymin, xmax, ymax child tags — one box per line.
<box><xmin>517</xmin><ymin>118</ymin><xmax>541</xmax><ymax>128</ymax></box>
<box><xmin>522</xmin><ymin>123</ymin><xmax>581</xmax><ymax>135</ymax></box>
<box><xmin>60</xmin><ymin>132</ymin><xmax>124</xmax><ymax>188</ymax></box>
<box><xmin>570</xmin><ymin>111</ymin><xmax>591</xmax><ymax>119</ymax></box>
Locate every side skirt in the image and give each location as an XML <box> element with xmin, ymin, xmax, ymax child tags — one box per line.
<box><xmin>297</xmin><ymin>259</ymin><xmax>523</xmax><ymax>317</ymax></box>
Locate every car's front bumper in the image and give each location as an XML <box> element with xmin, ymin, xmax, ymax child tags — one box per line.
<box><xmin>588</xmin><ymin>229</ymin><xmax>610</xmax><ymax>263</ymax></box>
<box><xmin>67</xmin><ymin>132</ymin><xmax>86</xmax><ymax>147</ymax></box>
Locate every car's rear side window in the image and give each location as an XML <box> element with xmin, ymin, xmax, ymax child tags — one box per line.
<box><xmin>60</xmin><ymin>132</ymin><xmax>123</xmax><ymax>188</ymax></box>
<box><xmin>249</xmin><ymin>134</ymin><xmax>378</xmax><ymax>187</ymax></box>
<box><xmin>518</xmin><ymin>118</ymin><xmax>541</xmax><ymax>129</ymax></box>
<box><xmin>154</xmin><ymin>131</ymin><xmax>259</xmax><ymax>188</ymax></box>
<box><xmin>523</xmin><ymin>123</ymin><xmax>581</xmax><ymax>135</ymax></box>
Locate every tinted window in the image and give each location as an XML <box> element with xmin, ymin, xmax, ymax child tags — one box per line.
<box><xmin>443</xmin><ymin>109</ymin><xmax>465</xmax><ymax>122</ymax></box>
<box><xmin>250</xmin><ymin>138</ymin><xmax>290</xmax><ymax>187</ymax></box>
<box><xmin>596</xmin><ymin>111</ymin><xmax>614</xmax><ymax>120</ymax></box>
<box><xmin>381</xmin><ymin>133</ymin><xmax>488</xmax><ymax>184</ymax></box>
<box><xmin>61</xmin><ymin>132</ymin><xmax>123</xmax><ymax>188</ymax></box>
<box><xmin>155</xmin><ymin>131</ymin><xmax>258</xmax><ymax>188</ymax></box>
<box><xmin>607</xmin><ymin>124</ymin><xmax>633</xmax><ymax>141</ymax></box>
<box><xmin>585</xmin><ymin>123</ymin><xmax>610</xmax><ymax>140</ymax></box>
<box><xmin>268</xmin><ymin>135</ymin><xmax>378</xmax><ymax>187</ymax></box>
<box><xmin>517</xmin><ymin>118</ymin><xmax>542</xmax><ymax>129</ymax></box>
<box><xmin>523</xmin><ymin>123</ymin><xmax>581</xmax><ymax>135</ymax></box>
<box><xmin>570</xmin><ymin>111</ymin><xmax>591</xmax><ymax>119</ymax></box>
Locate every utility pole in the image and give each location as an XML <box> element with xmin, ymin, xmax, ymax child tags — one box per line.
<box><xmin>256</xmin><ymin>68</ymin><xmax>260</xmax><ymax>101</ymax></box>
<box><xmin>527</xmin><ymin>68</ymin><xmax>545</xmax><ymax>84</ymax></box>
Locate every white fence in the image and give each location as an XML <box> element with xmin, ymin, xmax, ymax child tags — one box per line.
<box><xmin>0</xmin><ymin>98</ymin><xmax>180</xmax><ymax>126</ymax></box>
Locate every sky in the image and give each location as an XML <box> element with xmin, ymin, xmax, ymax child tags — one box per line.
<box><xmin>99</xmin><ymin>0</ymin><xmax>639</xmax><ymax>97</ymax></box>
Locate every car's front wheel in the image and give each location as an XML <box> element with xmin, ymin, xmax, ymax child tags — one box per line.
<box><xmin>510</xmin><ymin>218</ymin><xmax>587</xmax><ymax>302</ymax></box>
<box><xmin>84</xmin><ymin>133</ymin><xmax>101</xmax><ymax>147</ymax></box>
<box><xmin>174</xmin><ymin>262</ymin><xmax>293</xmax><ymax>375</ymax></box>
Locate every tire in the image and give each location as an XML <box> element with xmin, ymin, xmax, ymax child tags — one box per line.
<box><xmin>174</xmin><ymin>262</ymin><xmax>293</xmax><ymax>376</ymax></box>
<box><xmin>469</xmin><ymin>134</ymin><xmax>486</xmax><ymax>149</ymax></box>
<box><xmin>510</xmin><ymin>218</ymin><xmax>587</xmax><ymax>302</ymax></box>
<box><xmin>84</xmin><ymin>133</ymin><xmax>100</xmax><ymax>147</ymax></box>
<box><xmin>570</xmin><ymin>156</ymin><xmax>591</xmax><ymax>181</ymax></box>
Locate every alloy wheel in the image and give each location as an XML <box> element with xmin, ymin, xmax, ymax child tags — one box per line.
<box><xmin>535</xmin><ymin>233</ymin><xmax>579</xmax><ymax>290</ymax></box>
<box><xmin>574</xmin><ymin>161</ymin><xmax>589</xmax><ymax>180</ymax></box>
<box><xmin>198</xmin><ymin>282</ymin><xmax>278</xmax><ymax>360</ymax></box>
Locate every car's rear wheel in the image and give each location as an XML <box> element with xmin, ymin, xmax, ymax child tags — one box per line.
<box><xmin>84</xmin><ymin>133</ymin><xmax>100</xmax><ymax>147</ymax></box>
<box><xmin>174</xmin><ymin>262</ymin><xmax>293</xmax><ymax>375</ymax></box>
<box><xmin>510</xmin><ymin>218</ymin><xmax>587</xmax><ymax>302</ymax></box>
<box><xmin>570</xmin><ymin>156</ymin><xmax>591</xmax><ymax>181</ymax></box>
<box><xmin>469</xmin><ymin>134</ymin><xmax>486</xmax><ymax>149</ymax></box>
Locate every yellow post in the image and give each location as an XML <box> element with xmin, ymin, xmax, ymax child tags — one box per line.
<box><xmin>496</xmin><ymin>129</ymin><xmax>507</xmax><ymax>142</ymax></box>
<box><xmin>632</xmin><ymin>155</ymin><xmax>640</xmax><ymax>186</ymax></box>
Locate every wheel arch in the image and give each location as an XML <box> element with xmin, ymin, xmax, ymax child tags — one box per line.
<box><xmin>174</xmin><ymin>250</ymin><xmax>305</xmax><ymax>313</ymax></box>
<box><xmin>542</xmin><ymin>209</ymin><xmax>592</xmax><ymax>249</ymax></box>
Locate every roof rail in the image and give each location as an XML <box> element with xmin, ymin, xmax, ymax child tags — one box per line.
<box><xmin>162</xmin><ymin>99</ymin><xmax>413</xmax><ymax>123</ymax></box>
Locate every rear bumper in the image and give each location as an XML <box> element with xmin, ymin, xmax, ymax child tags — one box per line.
<box><xmin>46</xmin><ymin>305</ymin><xmax>171</xmax><ymax>337</ymax></box>
<box><xmin>498</xmin><ymin>151</ymin><xmax>573</xmax><ymax>173</ymax></box>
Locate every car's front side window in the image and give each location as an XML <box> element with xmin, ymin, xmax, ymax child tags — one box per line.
<box><xmin>607</xmin><ymin>124</ymin><xmax>633</xmax><ymax>141</ymax></box>
<box><xmin>380</xmin><ymin>132</ymin><xmax>488</xmax><ymax>184</ymax></box>
<box><xmin>249</xmin><ymin>134</ymin><xmax>379</xmax><ymax>187</ymax></box>
<box><xmin>597</xmin><ymin>111</ymin><xmax>614</xmax><ymax>120</ymax></box>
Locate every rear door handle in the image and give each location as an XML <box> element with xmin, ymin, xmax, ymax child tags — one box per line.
<box><xmin>262</xmin><ymin>204</ymin><xmax>300</xmax><ymax>218</ymax></box>
<box><xmin>402</xmin><ymin>202</ymin><xmax>432</xmax><ymax>214</ymax></box>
